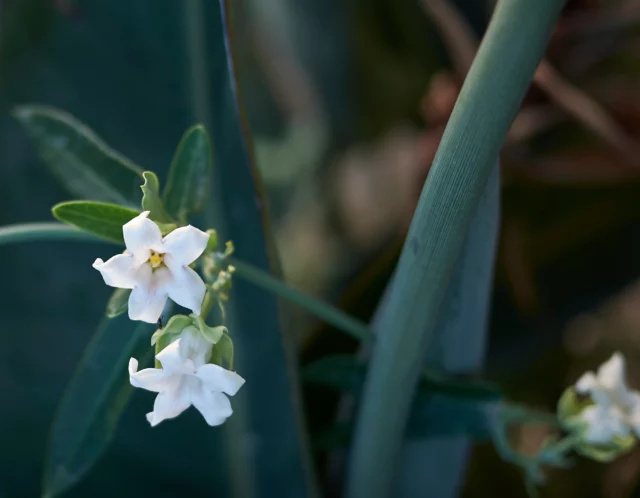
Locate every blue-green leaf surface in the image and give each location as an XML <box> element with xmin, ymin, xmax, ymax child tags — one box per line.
<box><xmin>1</xmin><ymin>1</ymin><xmax>315</xmax><ymax>496</ymax></box>
<box><xmin>13</xmin><ymin>105</ymin><xmax>143</xmax><ymax>207</ymax></box>
<box><xmin>194</xmin><ymin>1</ymin><xmax>317</xmax><ymax>496</ymax></box>
<box><xmin>43</xmin><ymin>315</ymin><xmax>154</xmax><ymax>498</ymax></box>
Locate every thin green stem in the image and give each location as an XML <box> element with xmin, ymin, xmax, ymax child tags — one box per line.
<box><xmin>230</xmin><ymin>258</ymin><xmax>372</xmax><ymax>343</ymax></box>
<box><xmin>0</xmin><ymin>223</ymin><xmax>107</xmax><ymax>246</ymax></box>
<box><xmin>0</xmin><ymin>221</ymin><xmax>371</xmax><ymax>340</ymax></box>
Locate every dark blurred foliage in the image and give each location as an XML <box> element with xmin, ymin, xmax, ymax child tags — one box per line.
<box><xmin>4</xmin><ymin>0</ymin><xmax>640</xmax><ymax>497</ymax></box>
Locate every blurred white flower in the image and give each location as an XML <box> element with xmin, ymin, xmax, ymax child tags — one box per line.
<box><xmin>93</xmin><ymin>211</ymin><xmax>209</xmax><ymax>323</ymax></box>
<box><xmin>575</xmin><ymin>352</ymin><xmax>640</xmax><ymax>444</ymax></box>
<box><xmin>129</xmin><ymin>328</ymin><xmax>244</xmax><ymax>426</ymax></box>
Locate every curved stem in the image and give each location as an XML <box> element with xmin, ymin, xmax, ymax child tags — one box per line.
<box><xmin>0</xmin><ymin>222</ymin><xmax>372</xmax><ymax>343</ymax></box>
<box><xmin>0</xmin><ymin>223</ymin><xmax>110</xmax><ymax>246</ymax></box>
<box><xmin>230</xmin><ymin>258</ymin><xmax>372</xmax><ymax>343</ymax></box>
<box><xmin>345</xmin><ymin>1</ymin><xmax>566</xmax><ymax>497</ymax></box>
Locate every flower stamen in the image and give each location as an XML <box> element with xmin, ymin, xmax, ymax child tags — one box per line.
<box><xmin>149</xmin><ymin>250</ymin><xmax>165</xmax><ymax>269</ymax></box>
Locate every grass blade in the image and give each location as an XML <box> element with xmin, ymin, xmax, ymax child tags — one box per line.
<box><xmin>345</xmin><ymin>1</ymin><xmax>567</xmax><ymax>497</ymax></box>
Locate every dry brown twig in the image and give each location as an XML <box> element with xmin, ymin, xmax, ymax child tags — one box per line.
<box><xmin>419</xmin><ymin>0</ymin><xmax>640</xmax><ymax>163</ymax></box>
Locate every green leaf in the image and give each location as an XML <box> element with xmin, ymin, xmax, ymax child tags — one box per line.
<box><xmin>43</xmin><ymin>314</ymin><xmax>154</xmax><ymax>498</ymax></box>
<box><xmin>196</xmin><ymin>0</ymin><xmax>318</xmax><ymax>494</ymax></box>
<box><xmin>52</xmin><ymin>201</ymin><xmax>139</xmax><ymax>244</ymax></box>
<box><xmin>190</xmin><ymin>314</ymin><xmax>225</xmax><ymax>344</ymax></box>
<box><xmin>345</xmin><ymin>0</ymin><xmax>566</xmax><ymax>496</ymax></box>
<box><xmin>13</xmin><ymin>105</ymin><xmax>143</xmax><ymax>206</ymax></box>
<box><xmin>303</xmin><ymin>355</ymin><xmax>500</xmax><ymax>401</ymax></box>
<box><xmin>211</xmin><ymin>332</ymin><xmax>234</xmax><ymax>371</ymax></box>
<box><xmin>105</xmin><ymin>288</ymin><xmax>130</xmax><ymax>318</ymax></box>
<box><xmin>140</xmin><ymin>171</ymin><xmax>173</xmax><ymax>224</ymax></box>
<box><xmin>163</xmin><ymin>124</ymin><xmax>212</xmax><ymax>221</ymax></box>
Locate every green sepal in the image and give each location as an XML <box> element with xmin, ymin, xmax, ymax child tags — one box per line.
<box><xmin>557</xmin><ymin>387</ymin><xmax>591</xmax><ymax>424</ymax></box>
<box><xmin>105</xmin><ymin>288</ymin><xmax>131</xmax><ymax>318</ymax></box>
<box><xmin>190</xmin><ymin>314</ymin><xmax>225</xmax><ymax>344</ymax></box>
<box><xmin>210</xmin><ymin>332</ymin><xmax>234</xmax><ymax>371</ymax></box>
<box><xmin>52</xmin><ymin>201</ymin><xmax>140</xmax><ymax>244</ymax></box>
<box><xmin>573</xmin><ymin>432</ymin><xmax>636</xmax><ymax>463</ymax></box>
<box><xmin>141</xmin><ymin>171</ymin><xmax>174</xmax><ymax>224</ymax></box>
<box><xmin>558</xmin><ymin>387</ymin><xmax>637</xmax><ymax>462</ymax></box>
<box><xmin>150</xmin><ymin>314</ymin><xmax>192</xmax><ymax>347</ymax></box>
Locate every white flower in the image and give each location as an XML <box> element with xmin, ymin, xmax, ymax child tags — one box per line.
<box><xmin>93</xmin><ymin>211</ymin><xmax>209</xmax><ymax>323</ymax></box>
<box><xmin>129</xmin><ymin>327</ymin><xmax>244</xmax><ymax>426</ymax></box>
<box><xmin>575</xmin><ymin>352</ymin><xmax>640</xmax><ymax>444</ymax></box>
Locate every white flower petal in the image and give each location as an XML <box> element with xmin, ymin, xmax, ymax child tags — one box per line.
<box><xmin>128</xmin><ymin>266</ymin><xmax>170</xmax><ymax>323</ymax></box>
<box><xmin>598</xmin><ymin>352</ymin><xmax>626</xmax><ymax>390</ymax></box>
<box><xmin>161</xmin><ymin>225</ymin><xmax>209</xmax><ymax>266</ymax></box>
<box><xmin>191</xmin><ymin>387</ymin><xmax>233</xmax><ymax>426</ymax></box>
<box><xmin>196</xmin><ymin>363</ymin><xmax>245</xmax><ymax>396</ymax></box>
<box><xmin>164</xmin><ymin>263</ymin><xmax>206</xmax><ymax>315</ymax></box>
<box><xmin>147</xmin><ymin>386</ymin><xmax>191</xmax><ymax>426</ymax></box>
<box><xmin>581</xmin><ymin>405</ymin><xmax>629</xmax><ymax>444</ymax></box>
<box><xmin>179</xmin><ymin>326</ymin><xmax>212</xmax><ymax>364</ymax></box>
<box><xmin>575</xmin><ymin>372</ymin><xmax>598</xmax><ymax>394</ymax></box>
<box><xmin>123</xmin><ymin>211</ymin><xmax>163</xmax><ymax>263</ymax></box>
<box><xmin>156</xmin><ymin>339</ymin><xmax>197</xmax><ymax>375</ymax></box>
<box><xmin>626</xmin><ymin>392</ymin><xmax>640</xmax><ymax>436</ymax></box>
<box><xmin>128</xmin><ymin>358</ymin><xmax>176</xmax><ymax>392</ymax></box>
<box><xmin>92</xmin><ymin>254</ymin><xmax>138</xmax><ymax>288</ymax></box>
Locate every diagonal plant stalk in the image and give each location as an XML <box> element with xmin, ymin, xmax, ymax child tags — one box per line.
<box><xmin>0</xmin><ymin>222</ymin><xmax>371</xmax><ymax>344</ymax></box>
<box><xmin>345</xmin><ymin>1</ymin><xmax>567</xmax><ymax>497</ymax></box>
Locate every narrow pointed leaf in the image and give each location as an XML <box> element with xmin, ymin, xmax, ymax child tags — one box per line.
<box><xmin>13</xmin><ymin>105</ymin><xmax>143</xmax><ymax>206</ymax></box>
<box><xmin>43</xmin><ymin>315</ymin><xmax>154</xmax><ymax>498</ymax></box>
<box><xmin>52</xmin><ymin>201</ymin><xmax>139</xmax><ymax>244</ymax></box>
<box><xmin>199</xmin><ymin>1</ymin><xmax>318</xmax><ymax>494</ymax></box>
<box><xmin>140</xmin><ymin>171</ymin><xmax>173</xmax><ymax>224</ymax></box>
<box><xmin>163</xmin><ymin>124</ymin><xmax>212</xmax><ymax>221</ymax></box>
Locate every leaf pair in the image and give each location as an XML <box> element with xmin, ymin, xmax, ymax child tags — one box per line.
<box><xmin>15</xmin><ymin>106</ymin><xmax>212</xmax><ymax>244</ymax></box>
<box><xmin>14</xmin><ymin>106</ymin><xmax>214</xmax><ymax>498</ymax></box>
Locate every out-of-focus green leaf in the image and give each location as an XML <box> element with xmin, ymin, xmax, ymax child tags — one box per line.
<box><xmin>105</xmin><ymin>288</ymin><xmax>131</xmax><ymax>318</ymax></box>
<box><xmin>312</xmin><ymin>398</ymin><xmax>500</xmax><ymax>451</ymax></box>
<box><xmin>194</xmin><ymin>1</ymin><xmax>318</xmax><ymax>495</ymax></box>
<box><xmin>13</xmin><ymin>105</ymin><xmax>143</xmax><ymax>206</ymax></box>
<box><xmin>43</xmin><ymin>315</ymin><xmax>154</xmax><ymax>498</ymax></box>
<box><xmin>303</xmin><ymin>355</ymin><xmax>500</xmax><ymax>401</ymax></box>
<box><xmin>140</xmin><ymin>171</ymin><xmax>173</xmax><ymax>224</ymax></box>
<box><xmin>163</xmin><ymin>124</ymin><xmax>212</xmax><ymax>221</ymax></box>
<box><xmin>52</xmin><ymin>201</ymin><xmax>138</xmax><ymax>244</ymax></box>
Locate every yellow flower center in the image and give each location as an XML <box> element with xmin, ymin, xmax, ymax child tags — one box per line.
<box><xmin>148</xmin><ymin>250</ymin><xmax>165</xmax><ymax>269</ymax></box>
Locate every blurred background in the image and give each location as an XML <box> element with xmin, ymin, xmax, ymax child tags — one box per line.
<box><xmin>3</xmin><ymin>0</ymin><xmax>640</xmax><ymax>497</ymax></box>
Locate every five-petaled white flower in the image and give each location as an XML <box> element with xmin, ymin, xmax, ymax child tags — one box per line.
<box><xmin>93</xmin><ymin>211</ymin><xmax>209</xmax><ymax>323</ymax></box>
<box><xmin>129</xmin><ymin>326</ymin><xmax>244</xmax><ymax>426</ymax></box>
<box><xmin>575</xmin><ymin>352</ymin><xmax>640</xmax><ymax>444</ymax></box>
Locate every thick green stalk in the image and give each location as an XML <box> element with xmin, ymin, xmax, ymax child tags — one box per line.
<box><xmin>345</xmin><ymin>1</ymin><xmax>566</xmax><ymax>497</ymax></box>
